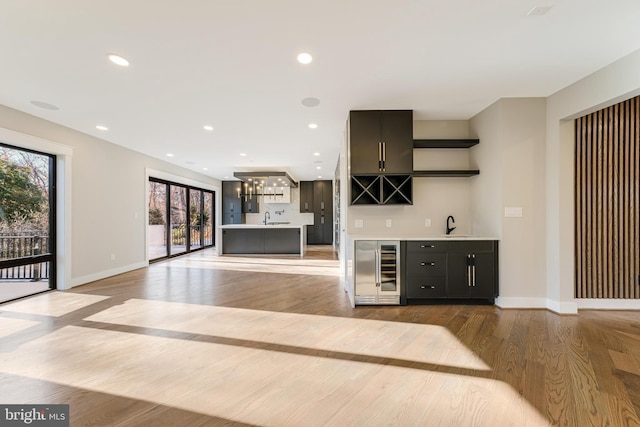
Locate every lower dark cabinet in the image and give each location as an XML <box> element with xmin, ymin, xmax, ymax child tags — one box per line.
<box><xmin>403</xmin><ymin>240</ymin><xmax>498</xmax><ymax>303</ymax></box>
<box><xmin>222</xmin><ymin>228</ymin><xmax>301</xmax><ymax>255</ymax></box>
<box><xmin>222</xmin><ymin>229</ymin><xmax>264</xmax><ymax>254</ymax></box>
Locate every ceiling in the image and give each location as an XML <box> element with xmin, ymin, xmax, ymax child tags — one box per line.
<box><xmin>1</xmin><ymin>1</ymin><xmax>640</xmax><ymax>182</ymax></box>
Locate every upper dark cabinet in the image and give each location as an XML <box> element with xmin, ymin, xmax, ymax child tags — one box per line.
<box><xmin>299</xmin><ymin>181</ymin><xmax>314</xmax><ymax>213</ymax></box>
<box><xmin>222</xmin><ymin>181</ymin><xmax>244</xmax><ymax>224</ymax></box>
<box><xmin>349</xmin><ymin>110</ymin><xmax>414</xmax><ymax>174</ymax></box>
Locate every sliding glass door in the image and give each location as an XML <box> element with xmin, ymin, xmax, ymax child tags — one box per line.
<box><xmin>148</xmin><ymin>178</ymin><xmax>215</xmax><ymax>261</ymax></box>
<box><xmin>0</xmin><ymin>143</ymin><xmax>56</xmax><ymax>302</ymax></box>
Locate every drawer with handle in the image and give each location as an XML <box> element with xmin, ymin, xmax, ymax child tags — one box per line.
<box><xmin>406</xmin><ymin>241</ymin><xmax>447</xmax><ymax>253</ymax></box>
<box><xmin>406</xmin><ymin>275</ymin><xmax>447</xmax><ymax>298</ymax></box>
<box><xmin>405</xmin><ymin>252</ymin><xmax>446</xmax><ymax>276</ymax></box>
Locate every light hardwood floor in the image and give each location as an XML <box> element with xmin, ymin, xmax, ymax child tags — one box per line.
<box><xmin>0</xmin><ymin>246</ymin><xmax>639</xmax><ymax>426</ymax></box>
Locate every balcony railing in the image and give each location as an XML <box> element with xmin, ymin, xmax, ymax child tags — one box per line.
<box><xmin>0</xmin><ymin>232</ymin><xmax>50</xmax><ymax>281</ymax></box>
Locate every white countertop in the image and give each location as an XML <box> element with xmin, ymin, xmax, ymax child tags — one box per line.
<box><xmin>219</xmin><ymin>224</ymin><xmax>306</xmax><ymax>229</ymax></box>
<box><xmin>349</xmin><ymin>235</ymin><xmax>499</xmax><ymax>241</ymax></box>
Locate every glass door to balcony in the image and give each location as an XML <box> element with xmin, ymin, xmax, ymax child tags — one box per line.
<box><xmin>0</xmin><ymin>143</ymin><xmax>56</xmax><ymax>303</ymax></box>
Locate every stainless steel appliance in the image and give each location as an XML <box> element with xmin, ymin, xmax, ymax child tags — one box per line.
<box><xmin>355</xmin><ymin>240</ymin><xmax>401</xmax><ymax>305</ymax></box>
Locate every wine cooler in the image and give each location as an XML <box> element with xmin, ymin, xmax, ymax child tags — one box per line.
<box><xmin>354</xmin><ymin>240</ymin><xmax>401</xmax><ymax>305</ymax></box>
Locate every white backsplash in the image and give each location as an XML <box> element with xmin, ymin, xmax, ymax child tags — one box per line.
<box><xmin>244</xmin><ymin>186</ymin><xmax>315</xmax><ymax>225</ymax></box>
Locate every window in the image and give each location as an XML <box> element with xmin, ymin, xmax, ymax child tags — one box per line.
<box><xmin>148</xmin><ymin>178</ymin><xmax>215</xmax><ymax>260</ymax></box>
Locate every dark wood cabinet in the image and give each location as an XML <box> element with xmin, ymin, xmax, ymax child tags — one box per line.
<box><xmin>242</xmin><ymin>195</ymin><xmax>259</xmax><ymax>213</ymax></box>
<box><xmin>403</xmin><ymin>240</ymin><xmax>498</xmax><ymax>303</ymax></box>
<box><xmin>222</xmin><ymin>181</ymin><xmax>244</xmax><ymax>224</ymax></box>
<box><xmin>306</xmin><ymin>180</ymin><xmax>333</xmax><ymax>245</ymax></box>
<box><xmin>446</xmin><ymin>241</ymin><xmax>497</xmax><ymax>300</ymax></box>
<box><xmin>222</xmin><ymin>228</ymin><xmax>301</xmax><ymax>255</ymax></box>
<box><xmin>349</xmin><ymin>110</ymin><xmax>413</xmax><ymax>205</ymax></box>
<box><xmin>299</xmin><ymin>181</ymin><xmax>314</xmax><ymax>213</ymax></box>
<box><xmin>349</xmin><ymin>110</ymin><xmax>414</xmax><ymax>174</ymax></box>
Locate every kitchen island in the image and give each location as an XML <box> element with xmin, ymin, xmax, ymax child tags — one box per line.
<box><xmin>219</xmin><ymin>224</ymin><xmax>307</xmax><ymax>256</ymax></box>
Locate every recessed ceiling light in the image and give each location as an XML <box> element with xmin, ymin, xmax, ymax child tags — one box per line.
<box><xmin>313</xmin><ymin>152</ymin><xmax>320</xmax><ymax>156</ymax></box>
<box><xmin>96</xmin><ymin>125</ymin><xmax>108</xmax><ymax>131</ymax></box>
<box><xmin>301</xmin><ymin>97</ymin><xmax>320</xmax><ymax>107</ymax></box>
<box><xmin>203</xmin><ymin>125</ymin><xmax>214</xmax><ymax>131</ymax></box>
<box><xmin>30</xmin><ymin>100</ymin><xmax>59</xmax><ymax>110</ymax></box>
<box><xmin>166</xmin><ymin>153</ymin><xmax>174</xmax><ymax>157</ymax></box>
<box><xmin>240</xmin><ymin>153</ymin><xmax>247</xmax><ymax>156</ymax></box>
<box><xmin>316</xmin><ymin>166</ymin><xmax>322</xmax><ymax>170</ymax></box>
<box><xmin>107</xmin><ymin>53</ymin><xmax>130</xmax><ymax>67</ymax></box>
<box><xmin>308</xmin><ymin>123</ymin><xmax>318</xmax><ymax>129</ymax></box>
<box><xmin>317</xmin><ymin>175</ymin><xmax>322</xmax><ymax>179</ymax></box>
<box><xmin>297</xmin><ymin>52</ymin><xmax>313</xmax><ymax>64</ymax></box>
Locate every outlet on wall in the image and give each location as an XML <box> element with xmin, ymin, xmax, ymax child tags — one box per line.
<box><xmin>110</xmin><ymin>253</ymin><xmax>116</xmax><ymax>261</ymax></box>
<box><xmin>385</xmin><ymin>219</ymin><xmax>392</xmax><ymax>228</ymax></box>
<box><xmin>425</xmin><ymin>218</ymin><xmax>431</xmax><ymax>227</ymax></box>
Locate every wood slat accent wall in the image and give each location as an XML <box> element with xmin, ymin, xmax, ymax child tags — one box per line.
<box><xmin>575</xmin><ymin>96</ymin><xmax>640</xmax><ymax>298</ymax></box>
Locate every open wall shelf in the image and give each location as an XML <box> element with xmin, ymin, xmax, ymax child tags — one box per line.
<box><xmin>413</xmin><ymin>138</ymin><xmax>480</xmax><ymax>177</ymax></box>
<box><xmin>413</xmin><ymin>170</ymin><xmax>480</xmax><ymax>177</ymax></box>
<box><xmin>413</xmin><ymin>139</ymin><xmax>479</xmax><ymax>148</ymax></box>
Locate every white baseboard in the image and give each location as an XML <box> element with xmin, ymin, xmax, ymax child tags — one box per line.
<box><xmin>496</xmin><ymin>297</ymin><xmax>579</xmax><ymax>314</ymax></box>
<box><xmin>70</xmin><ymin>261</ymin><xmax>148</xmax><ymax>289</ymax></box>
<box><xmin>576</xmin><ymin>299</ymin><xmax>640</xmax><ymax>310</ymax></box>
<box><xmin>495</xmin><ymin>297</ymin><xmax>548</xmax><ymax>309</ymax></box>
<box><xmin>545</xmin><ymin>300</ymin><xmax>579</xmax><ymax>314</ymax></box>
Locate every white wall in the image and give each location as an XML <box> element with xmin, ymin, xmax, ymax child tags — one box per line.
<box><xmin>546</xmin><ymin>48</ymin><xmax>640</xmax><ymax>312</ymax></box>
<box><xmin>0</xmin><ymin>105</ymin><xmax>220</xmax><ymax>289</ymax></box>
<box><xmin>470</xmin><ymin>98</ymin><xmax>548</xmax><ymax>308</ymax></box>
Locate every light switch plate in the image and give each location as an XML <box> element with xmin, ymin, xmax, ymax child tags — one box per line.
<box><xmin>386</xmin><ymin>219</ymin><xmax>392</xmax><ymax>228</ymax></box>
<box><xmin>504</xmin><ymin>207</ymin><xmax>523</xmax><ymax>217</ymax></box>
<box><xmin>425</xmin><ymin>218</ymin><xmax>431</xmax><ymax>227</ymax></box>
<box><xmin>355</xmin><ymin>219</ymin><xmax>363</xmax><ymax>228</ymax></box>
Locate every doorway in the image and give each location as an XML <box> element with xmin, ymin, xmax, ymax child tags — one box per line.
<box><xmin>0</xmin><ymin>143</ymin><xmax>56</xmax><ymax>302</ymax></box>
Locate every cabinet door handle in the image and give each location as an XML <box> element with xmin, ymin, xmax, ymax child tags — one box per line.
<box><xmin>382</xmin><ymin>141</ymin><xmax>386</xmax><ymax>171</ymax></box>
<box><xmin>420</xmin><ymin>285</ymin><xmax>436</xmax><ymax>289</ymax></box>
<box><xmin>321</xmin><ymin>216</ymin><xmax>325</xmax><ymax>224</ymax></box>
<box><xmin>467</xmin><ymin>254</ymin><xmax>472</xmax><ymax>287</ymax></box>
<box><xmin>374</xmin><ymin>249</ymin><xmax>381</xmax><ymax>286</ymax></box>
<box><xmin>304</xmin><ymin>202</ymin><xmax>308</xmax><ymax>210</ymax></box>
<box><xmin>420</xmin><ymin>262</ymin><xmax>435</xmax><ymax>266</ymax></box>
<box><xmin>471</xmin><ymin>254</ymin><xmax>476</xmax><ymax>287</ymax></box>
<box><xmin>321</xmin><ymin>201</ymin><xmax>325</xmax><ymax>210</ymax></box>
<box><xmin>420</xmin><ymin>244</ymin><xmax>435</xmax><ymax>248</ymax></box>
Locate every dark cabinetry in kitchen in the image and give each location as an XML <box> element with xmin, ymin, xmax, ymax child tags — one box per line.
<box><xmin>349</xmin><ymin>110</ymin><xmax>413</xmax><ymax>205</ymax></box>
<box><xmin>350</xmin><ymin>110</ymin><xmax>413</xmax><ymax>174</ymax></box>
<box><xmin>301</xmin><ymin>180</ymin><xmax>333</xmax><ymax>245</ymax></box>
<box><xmin>222</xmin><ymin>181</ymin><xmax>244</xmax><ymax>224</ymax></box>
<box><xmin>404</xmin><ymin>240</ymin><xmax>498</xmax><ymax>303</ymax></box>
<box><xmin>299</xmin><ymin>181</ymin><xmax>314</xmax><ymax>213</ymax></box>
<box><xmin>446</xmin><ymin>241</ymin><xmax>497</xmax><ymax>299</ymax></box>
<box><xmin>241</xmin><ymin>194</ymin><xmax>259</xmax><ymax>213</ymax></box>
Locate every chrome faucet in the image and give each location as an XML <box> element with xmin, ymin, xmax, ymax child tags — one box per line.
<box><xmin>264</xmin><ymin>211</ymin><xmax>271</xmax><ymax>225</ymax></box>
<box><xmin>446</xmin><ymin>215</ymin><xmax>456</xmax><ymax>235</ymax></box>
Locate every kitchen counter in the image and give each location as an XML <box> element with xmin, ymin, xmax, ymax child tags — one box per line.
<box><xmin>219</xmin><ymin>224</ymin><xmax>304</xmax><ymax>229</ymax></box>
<box><xmin>349</xmin><ymin>235</ymin><xmax>499</xmax><ymax>241</ymax></box>
<box><xmin>219</xmin><ymin>224</ymin><xmax>307</xmax><ymax>256</ymax></box>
